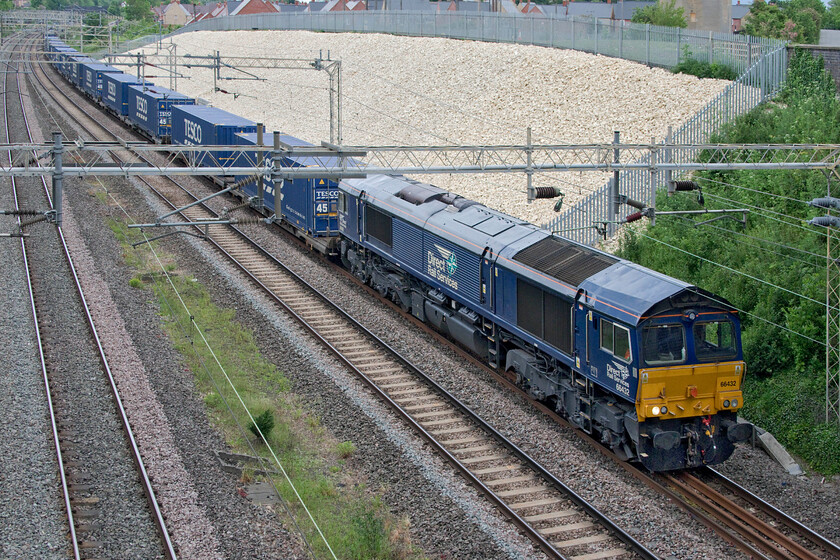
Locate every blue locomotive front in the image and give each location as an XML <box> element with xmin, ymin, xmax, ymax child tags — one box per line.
<box><xmin>337</xmin><ymin>174</ymin><xmax>752</xmax><ymax>471</ymax></box>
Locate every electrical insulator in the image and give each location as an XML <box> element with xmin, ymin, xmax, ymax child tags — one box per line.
<box><xmin>673</xmin><ymin>180</ymin><xmax>699</xmax><ymax>192</ymax></box>
<box><xmin>809</xmin><ymin>197</ymin><xmax>840</xmax><ymax>210</ymax></box>
<box><xmin>534</xmin><ymin>186</ymin><xmax>564</xmax><ymax>199</ymax></box>
<box><xmin>810</xmin><ymin>216</ymin><xmax>840</xmax><ymax>228</ymax></box>
<box><xmin>625</xmin><ymin>212</ymin><xmax>644</xmax><ymax>223</ymax></box>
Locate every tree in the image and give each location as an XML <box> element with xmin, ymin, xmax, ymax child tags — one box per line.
<box><xmin>126</xmin><ymin>0</ymin><xmax>152</xmax><ymax>21</ymax></box>
<box><xmin>631</xmin><ymin>0</ymin><xmax>687</xmax><ymax>28</ymax></box>
<box><xmin>743</xmin><ymin>0</ymin><xmax>823</xmax><ymax>43</ymax></box>
<box><xmin>825</xmin><ymin>0</ymin><xmax>840</xmax><ymax>29</ymax></box>
<box><xmin>742</xmin><ymin>0</ymin><xmax>788</xmax><ymax>38</ymax></box>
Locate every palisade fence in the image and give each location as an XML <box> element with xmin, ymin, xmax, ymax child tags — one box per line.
<box><xmin>173</xmin><ymin>12</ymin><xmax>783</xmax><ymax>75</ymax></box>
<box><xmin>543</xmin><ymin>43</ymin><xmax>788</xmax><ymax>245</ymax></box>
<box><xmin>152</xmin><ymin>12</ymin><xmax>788</xmax><ymax>246</ymax></box>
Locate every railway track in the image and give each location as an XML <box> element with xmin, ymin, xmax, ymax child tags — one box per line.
<box><xmin>13</xmin><ymin>34</ymin><xmax>175</xmax><ymax>559</ymax></box>
<box><xmin>26</xmin><ymin>31</ymin><xmax>657</xmax><ymax>560</ymax></box>
<box><xmin>149</xmin><ymin>177</ymin><xmax>656</xmax><ymax>560</ymax></box>
<box><xmin>650</xmin><ymin>468</ymin><xmax>840</xmax><ymax>560</ymax></box>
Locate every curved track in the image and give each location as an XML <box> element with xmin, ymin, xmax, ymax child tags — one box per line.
<box><xmin>29</xmin><ymin>31</ymin><xmax>660</xmax><ymax>560</ymax></box>
<box><xmin>13</xmin><ymin>33</ymin><xmax>174</xmax><ymax>559</ymax></box>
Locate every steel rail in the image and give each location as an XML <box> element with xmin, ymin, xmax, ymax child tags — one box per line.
<box><xmin>25</xmin><ymin>34</ymin><xmax>178</xmax><ymax>560</ymax></box>
<box><xmin>703</xmin><ymin>468</ymin><xmax>840</xmax><ymax>559</ymax></box>
<box><xmin>3</xmin><ymin>32</ymin><xmax>81</xmax><ymax>560</ymax></box>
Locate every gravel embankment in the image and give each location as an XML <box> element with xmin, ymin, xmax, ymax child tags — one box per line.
<box><xmin>0</xmin><ymin>126</ymin><xmax>69</xmax><ymax>560</ymax></box>
<box><xmin>21</xmin><ymin>54</ymin><xmax>307</xmax><ymax>559</ymax></box>
<box><xmin>135</xmin><ymin>30</ymin><xmax>730</xmax><ymax>227</ymax></box>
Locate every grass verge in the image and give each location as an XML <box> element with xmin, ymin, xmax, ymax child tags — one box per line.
<box><xmin>106</xmin><ymin>212</ymin><xmax>422</xmax><ymax>559</ymax></box>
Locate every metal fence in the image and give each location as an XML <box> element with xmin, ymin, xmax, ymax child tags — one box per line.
<box><xmin>542</xmin><ymin>43</ymin><xmax>789</xmax><ymax>245</ymax></box>
<box><xmin>174</xmin><ymin>12</ymin><xmax>784</xmax><ymax>75</ymax></box>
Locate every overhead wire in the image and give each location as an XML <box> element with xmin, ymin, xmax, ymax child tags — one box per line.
<box><xmin>142</xmin><ymin>215</ymin><xmax>337</xmax><ymax>559</ymax></box>
<box><xmin>634</xmin><ymin>230</ymin><xmax>824</xmax><ymax>307</ymax></box>
<box><xmin>701</xmin><ymin>190</ymin><xmax>828</xmax><ymax>238</ymax></box>
<box><xmin>53</xmin><ymin>97</ymin><xmax>326</xmax><ymax>558</ymax></box>
<box><xmin>664</xmin><ymin>214</ymin><xmax>824</xmax><ymax>269</ymax></box>
<box><xmin>662</xmin><ymin>207</ymin><xmax>827</xmax><ymax>261</ymax></box>
<box><xmin>696</xmin><ymin>174</ymin><xmax>814</xmax><ymax>206</ymax></box>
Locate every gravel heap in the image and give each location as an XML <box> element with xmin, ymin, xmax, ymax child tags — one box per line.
<box><xmin>135</xmin><ymin>30</ymin><xmax>729</xmax><ymax>226</ymax></box>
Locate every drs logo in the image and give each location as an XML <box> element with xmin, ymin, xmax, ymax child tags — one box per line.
<box><xmin>136</xmin><ymin>97</ymin><xmax>148</xmax><ymax>120</ymax></box>
<box><xmin>107</xmin><ymin>81</ymin><xmax>116</xmax><ymax>99</ymax></box>
<box><xmin>184</xmin><ymin>119</ymin><xmax>202</xmax><ymax>143</ymax></box>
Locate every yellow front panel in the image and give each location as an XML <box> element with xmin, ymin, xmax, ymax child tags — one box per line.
<box><xmin>637</xmin><ymin>361</ymin><xmax>745</xmax><ymax>421</ymax></box>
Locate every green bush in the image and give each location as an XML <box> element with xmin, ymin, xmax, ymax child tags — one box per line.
<box><xmin>336</xmin><ymin>440</ymin><xmax>357</xmax><ymax>459</ymax></box>
<box><xmin>248</xmin><ymin>409</ymin><xmax>275</xmax><ymax>440</ymax></box>
<box><xmin>673</xmin><ymin>58</ymin><xmax>738</xmax><ymax>80</ymax></box>
<box><xmin>673</xmin><ymin>47</ymin><xmax>737</xmax><ymax>80</ymax></box>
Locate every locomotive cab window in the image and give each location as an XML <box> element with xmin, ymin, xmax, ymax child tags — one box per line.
<box><xmin>642</xmin><ymin>324</ymin><xmax>686</xmax><ymax>366</ymax></box>
<box><xmin>338</xmin><ymin>192</ymin><xmax>347</xmax><ymax>213</ymax></box>
<box><xmin>600</xmin><ymin>319</ymin><xmax>631</xmax><ymax>363</ymax></box>
<box><xmin>693</xmin><ymin>320</ymin><xmax>736</xmax><ymax>361</ymax></box>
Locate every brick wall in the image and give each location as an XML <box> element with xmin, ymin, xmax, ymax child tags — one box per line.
<box><xmin>789</xmin><ymin>45</ymin><xmax>840</xmax><ymax>92</ymax></box>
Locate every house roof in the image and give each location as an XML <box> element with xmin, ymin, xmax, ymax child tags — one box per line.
<box><xmin>732</xmin><ymin>5</ymin><xmax>749</xmax><ymax>18</ymax></box>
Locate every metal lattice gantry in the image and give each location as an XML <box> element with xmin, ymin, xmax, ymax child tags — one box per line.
<box><xmin>4</xmin><ymin>137</ymin><xmax>840</xmax><ymax>420</ymax></box>
<box><xmin>1</xmin><ymin>10</ymin><xmax>121</xmax><ymax>53</ymax></box>
<box><xmin>828</xmin><ymin>225</ymin><xmax>840</xmax><ymax>424</ymax></box>
<box><xmin>2</xmin><ymin>140</ymin><xmax>840</xmax><ymax>178</ymax></box>
<box><xmin>103</xmin><ymin>51</ymin><xmax>343</xmax><ymax>144</ymax></box>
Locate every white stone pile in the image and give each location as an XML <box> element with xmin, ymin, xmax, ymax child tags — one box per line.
<box><xmin>136</xmin><ymin>30</ymin><xmax>730</xmax><ymax>226</ymax></box>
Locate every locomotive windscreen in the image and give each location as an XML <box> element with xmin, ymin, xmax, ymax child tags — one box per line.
<box><xmin>513</xmin><ymin>236</ymin><xmax>616</xmax><ymax>287</ymax></box>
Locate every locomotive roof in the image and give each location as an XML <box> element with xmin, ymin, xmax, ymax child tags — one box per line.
<box><xmin>579</xmin><ymin>261</ymin><xmax>695</xmax><ymax>325</ymax></box>
<box><xmin>340</xmin><ymin>174</ymin><xmax>724</xmax><ymax>325</ymax></box>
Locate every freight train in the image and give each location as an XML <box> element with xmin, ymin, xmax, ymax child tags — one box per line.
<box><xmin>45</xmin><ymin>34</ymin><xmax>753</xmax><ymax>471</ymax></box>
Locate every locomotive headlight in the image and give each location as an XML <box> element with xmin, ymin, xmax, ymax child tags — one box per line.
<box><xmin>731</xmin><ymin>399</ymin><xmax>739</xmax><ymax>408</ymax></box>
<box><xmin>652</xmin><ymin>406</ymin><xmax>661</xmax><ymax>416</ymax></box>
<box><xmin>660</xmin><ymin>406</ymin><xmax>668</xmax><ymax>415</ymax></box>
<box><xmin>723</xmin><ymin>399</ymin><xmax>730</xmax><ymax>408</ymax></box>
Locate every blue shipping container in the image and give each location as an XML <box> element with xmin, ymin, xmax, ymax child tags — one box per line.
<box><xmin>232</xmin><ymin>132</ymin><xmax>278</xmax><ymax>216</ymax></box>
<box><xmin>171</xmin><ymin>105</ymin><xmax>256</xmax><ymax>167</ymax></box>
<box><xmin>67</xmin><ymin>56</ymin><xmax>95</xmax><ymax>88</ymax></box>
<box><xmin>80</xmin><ymin>62</ymin><xmax>121</xmax><ymax>100</ymax></box>
<box><xmin>52</xmin><ymin>47</ymin><xmax>76</xmax><ymax>75</ymax></box>
<box><xmin>101</xmin><ymin>72</ymin><xmax>146</xmax><ymax>116</ymax></box>
<box><xmin>234</xmin><ymin>132</ymin><xmax>341</xmax><ymax>237</ymax></box>
<box><xmin>127</xmin><ymin>85</ymin><xmax>195</xmax><ymax>141</ymax></box>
